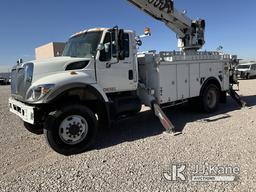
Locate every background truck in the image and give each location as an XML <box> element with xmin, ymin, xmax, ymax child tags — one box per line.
<box><xmin>236</xmin><ymin>62</ymin><xmax>256</xmax><ymax>79</ymax></box>
<box><xmin>9</xmin><ymin>0</ymin><xmax>240</xmax><ymax>155</ymax></box>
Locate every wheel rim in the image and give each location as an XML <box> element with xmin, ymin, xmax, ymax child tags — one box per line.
<box><xmin>59</xmin><ymin>115</ymin><xmax>88</xmax><ymax>145</ymax></box>
<box><xmin>206</xmin><ymin>89</ymin><xmax>217</xmax><ymax>109</ymax></box>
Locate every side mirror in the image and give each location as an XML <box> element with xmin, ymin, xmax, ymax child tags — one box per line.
<box><xmin>99</xmin><ymin>41</ymin><xmax>112</xmax><ymax>62</ymax></box>
<box><xmin>136</xmin><ymin>39</ymin><xmax>142</xmax><ymax>46</ymax></box>
<box><xmin>104</xmin><ymin>26</ymin><xmax>127</xmax><ymax>67</ymax></box>
<box><xmin>97</xmin><ymin>43</ymin><xmax>105</xmax><ymax>51</ymax></box>
<box><xmin>119</xmin><ymin>50</ymin><xmax>125</xmax><ymax>60</ymax></box>
<box><xmin>17</xmin><ymin>58</ymin><xmax>23</xmax><ymax>65</ymax></box>
<box><xmin>118</xmin><ymin>29</ymin><xmax>125</xmax><ymax>60</ymax></box>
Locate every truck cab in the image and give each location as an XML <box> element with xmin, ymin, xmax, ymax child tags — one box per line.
<box><xmin>9</xmin><ymin>28</ymin><xmax>141</xmax><ymax>155</ymax></box>
<box><xmin>63</xmin><ymin>28</ymin><xmax>138</xmax><ymax>93</ymax></box>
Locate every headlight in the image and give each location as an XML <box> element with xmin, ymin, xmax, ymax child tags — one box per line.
<box><xmin>26</xmin><ymin>84</ymin><xmax>55</xmax><ymax>102</ymax></box>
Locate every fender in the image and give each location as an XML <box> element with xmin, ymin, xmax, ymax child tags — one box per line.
<box><xmin>26</xmin><ymin>70</ymin><xmax>109</xmax><ymax>104</ymax></box>
<box><xmin>42</xmin><ymin>83</ymin><xmax>112</xmax><ymax>129</ymax></box>
<box><xmin>200</xmin><ymin>77</ymin><xmax>222</xmax><ymax>96</ymax></box>
<box><xmin>43</xmin><ymin>83</ymin><xmax>109</xmax><ymax>104</ymax></box>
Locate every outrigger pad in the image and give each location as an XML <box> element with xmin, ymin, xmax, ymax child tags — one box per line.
<box><xmin>228</xmin><ymin>86</ymin><xmax>247</xmax><ymax>108</ymax></box>
<box><xmin>152</xmin><ymin>103</ymin><xmax>175</xmax><ymax>133</ymax></box>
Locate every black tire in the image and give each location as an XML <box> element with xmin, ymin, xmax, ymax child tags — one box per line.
<box><xmin>24</xmin><ymin>122</ymin><xmax>43</xmax><ymax>135</ymax></box>
<box><xmin>246</xmin><ymin>73</ymin><xmax>250</xmax><ymax>79</ymax></box>
<box><xmin>44</xmin><ymin>105</ymin><xmax>98</xmax><ymax>155</ymax></box>
<box><xmin>200</xmin><ymin>84</ymin><xmax>220</xmax><ymax>113</ymax></box>
<box><xmin>188</xmin><ymin>97</ymin><xmax>198</xmax><ymax>110</ymax></box>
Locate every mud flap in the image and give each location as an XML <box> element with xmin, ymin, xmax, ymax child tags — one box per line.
<box><xmin>152</xmin><ymin>102</ymin><xmax>176</xmax><ymax>134</ymax></box>
<box><xmin>228</xmin><ymin>86</ymin><xmax>246</xmax><ymax>108</ymax></box>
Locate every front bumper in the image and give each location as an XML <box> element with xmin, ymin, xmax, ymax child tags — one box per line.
<box><xmin>9</xmin><ymin>97</ymin><xmax>35</xmax><ymax>124</ymax></box>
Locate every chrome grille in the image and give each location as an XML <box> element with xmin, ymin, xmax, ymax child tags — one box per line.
<box><xmin>11</xmin><ymin>63</ymin><xmax>34</xmax><ymax>101</ymax></box>
<box><xmin>17</xmin><ymin>67</ymin><xmax>25</xmax><ymax>97</ymax></box>
<box><xmin>11</xmin><ymin>68</ymin><xmax>17</xmax><ymax>94</ymax></box>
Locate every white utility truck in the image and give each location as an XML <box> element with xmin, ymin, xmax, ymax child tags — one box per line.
<box><xmin>9</xmin><ymin>0</ymin><xmax>241</xmax><ymax>155</ymax></box>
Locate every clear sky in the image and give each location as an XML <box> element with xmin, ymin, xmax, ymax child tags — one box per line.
<box><xmin>0</xmin><ymin>0</ymin><xmax>255</xmax><ymax>72</ymax></box>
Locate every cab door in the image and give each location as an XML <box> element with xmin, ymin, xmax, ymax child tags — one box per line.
<box><xmin>97</xmin><ymin>31</ymin><xmax>137</xmax><ymax>93</ymax></box>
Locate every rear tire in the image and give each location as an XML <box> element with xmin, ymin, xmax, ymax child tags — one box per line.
<box><xmin>44</xmin><ymin>105</ymin><xmax>98</xmax><ymax>155</ymax></box>
<box><xmin>200</xmin><ymin>84</ymin><xmax>220</xmax><ymax>113</ymax></box>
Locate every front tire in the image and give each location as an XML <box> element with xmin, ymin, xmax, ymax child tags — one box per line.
<box><xmin>44</xmin><ymin>105</ymin><xmax>98</xmax><ymax>155</ymax></box>
<box><xmin>200</xmin><ymin>84</ymin><xmax>220</xmax><ymax>113</ymax></box>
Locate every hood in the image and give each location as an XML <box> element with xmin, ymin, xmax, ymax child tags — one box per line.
<box><xmin>10</xmin><ymin>56</ymin><xmax>95</xmax><ymax>102</ymax></box>
<box><xmin>31</xmin><ymin>56</ymin><xmax>92</xmax><ymax>82</ymax></box>
<box><xmin>236</xmin><ymin>68</ymin><xmax>250</xmax><ymax>72</ymax></box>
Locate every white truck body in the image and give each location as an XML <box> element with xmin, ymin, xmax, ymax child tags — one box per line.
<box><xmin>7</xmin><ymin>0</ymin><xmax>242</xmax><ymax>155</ymax></box>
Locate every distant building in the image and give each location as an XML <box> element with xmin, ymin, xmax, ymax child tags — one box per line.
<box><xmin>35</xmin><ymin>42</ymin><xmax>66</xmax><ymax>60</ymax></box>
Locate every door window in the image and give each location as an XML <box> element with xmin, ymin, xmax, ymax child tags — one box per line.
<box><xmin>112</xmin><ymin>32</ymin><xmax>130</xmax><ymax>59</ymax></box>
<box><xmin>123</xmin><ymin>33</ymin><xmax>130</xmax><ymax>58</ymax></box>
<box><xmin>99</xmin><ymin>32</ymin><xmax>112</xmax><ymax>61</ymax></box>
<box><xmin>100</xmin><ymin>31</ymin><xmax>130</xmax><ymax>61</ymax></box>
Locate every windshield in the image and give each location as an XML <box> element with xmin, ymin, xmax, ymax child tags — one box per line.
<box><xmin>63</xmin><ymin>32</ymin><xmax>102</xmax><ymax>58</ymax></box>
<box><xmin>237</xmin><ymin>65</ymin><xmax>250</xmax><ymax>69</ymax></box>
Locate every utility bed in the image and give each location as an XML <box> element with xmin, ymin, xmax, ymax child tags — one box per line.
<box><xmin>137</xmin><ymin>51</ymin><xmax>232</xmax><ymax>105</ymax></box>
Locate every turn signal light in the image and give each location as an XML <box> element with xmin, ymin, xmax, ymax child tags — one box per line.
<box><xmin>70</xmin><ymin>71</ymin><xmax>78</xmax><ymax>75</ymax></box>
<box><xmin>144</xmin><ymin>27</ymin><xmax>151</xmax><ymax>36</ymax></box>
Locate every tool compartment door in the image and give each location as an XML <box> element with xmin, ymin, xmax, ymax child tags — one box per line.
<box><xmin>158</xmin><ymin>64</ymin><xmax>177</xmax><ymax>103</ymax></box>
<box><xmin>189</xmin><ymin>63</ymin><xmax>200</xmax><ymax>97</ymax></box>
<box><xmin>177</xmin><ymin>64</ymin><xmax>189</xmax><ymax>100</ymax></box>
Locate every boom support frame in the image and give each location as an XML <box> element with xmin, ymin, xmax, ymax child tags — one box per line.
<box><xmin>128</xmin><ymin>0</ymin><xmax>205</xmax><ymax>53</ymax></box>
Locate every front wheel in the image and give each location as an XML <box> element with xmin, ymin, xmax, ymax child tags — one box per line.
<box><xmin>44</xmin><ymin>105</ymin><xmax>98</xmax><ymax>155</ymax></box>
<box><xmin>200</xmin><ymin>84</ymin><xmax>220</xmax><ymax>113</ymax></box>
